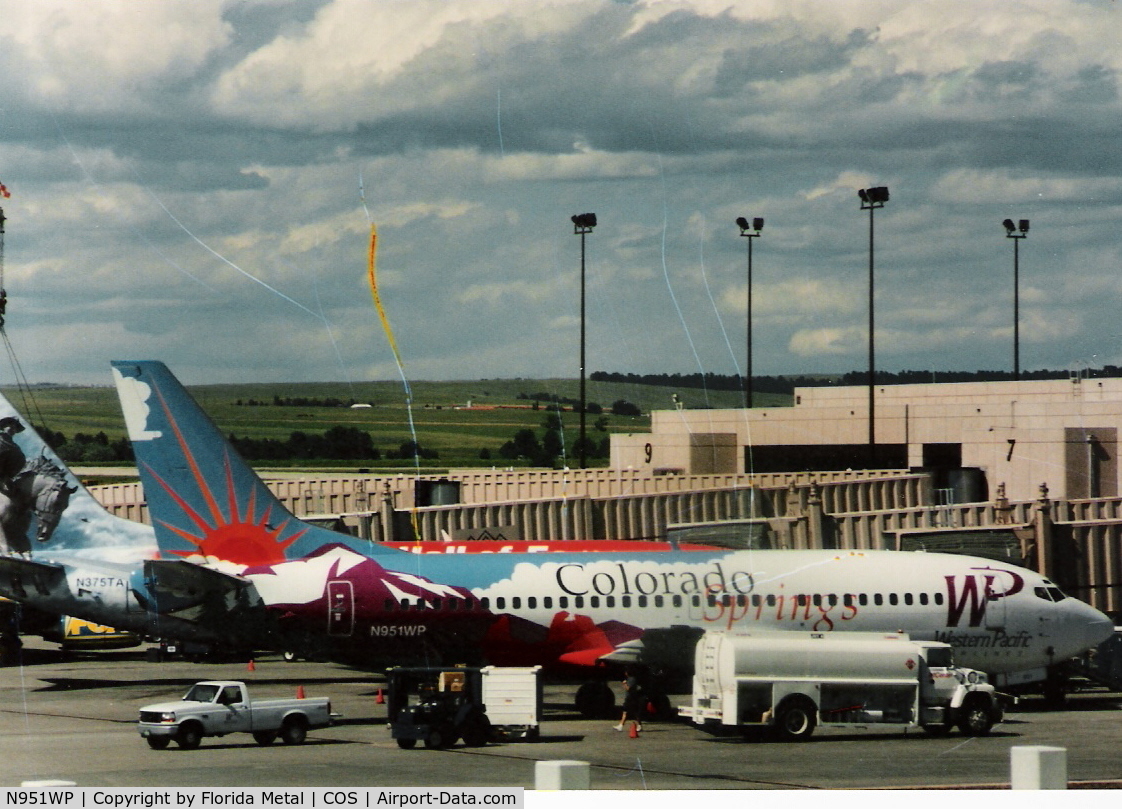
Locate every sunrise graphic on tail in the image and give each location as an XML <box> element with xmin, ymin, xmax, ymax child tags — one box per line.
<box><xmin>139</xmin><ymin>379</ymin><xmax>305</xmax><ymax>567</ymax></box>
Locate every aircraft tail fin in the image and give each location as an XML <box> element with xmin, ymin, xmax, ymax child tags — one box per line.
<box><xmin>0</xmin><ymin>388</ymin><xmax>154</xmax><ymax>557</ymax></box>
<box><xmin>111</xmin><ymin>360</ymin><xmax>365</xmax><ymax>566</ymax></box>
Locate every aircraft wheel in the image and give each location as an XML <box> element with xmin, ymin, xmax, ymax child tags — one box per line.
<box><xmin>575</xmin><ymin>681</ymin><xmax>616</xmax><ymax>718</ymax></box>
<box><xmin>922</xmin><ymin>723</ymin><xmax>953</xmax><ymax>736</ymax></box>
<box><xmin>396</xmin><ymin>738</ymin><xmax>417</xmax><ymax>749</ymax></box>
<box><xmin>176</xmin><ymin>723</ymin><xmax>203</xmax><ymax>750</ymax></box>
<box><xmin>773</xmin><ymin>697</ymin><xmax>817</xmax><ymax>742</ymax></box>
<box><xmin>253</xmin><ymin>731</ymin><xmax>277</xmax><ymax>746</ymax></box>
<box><xmin>146</xmin><ymin>736</ymin><xmax>171</xmax><ymax>750</ymax></box>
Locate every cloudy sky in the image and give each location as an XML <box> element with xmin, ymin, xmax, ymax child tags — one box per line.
<box><xmin>0</xmin><ymin>0</ymin><xmax>1119</xmax><ymax>387</ymax></box>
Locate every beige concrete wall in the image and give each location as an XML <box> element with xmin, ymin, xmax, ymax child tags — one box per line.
<box><xmin>610</xmin><ymin>378</ymin><xmax>1122</xmax><ymax>502</ymax></box>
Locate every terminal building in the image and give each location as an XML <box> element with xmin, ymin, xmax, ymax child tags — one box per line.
<box><xmin>610</xmin><ymin>375</ymin><xmax>1122</xmax><ymax>504</ymax></box>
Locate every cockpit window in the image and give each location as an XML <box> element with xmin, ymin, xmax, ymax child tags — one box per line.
<box><xmin>1034</xmin><ymin>586</ymin><xmax>1068</xmax><ymax>603</ymax></box>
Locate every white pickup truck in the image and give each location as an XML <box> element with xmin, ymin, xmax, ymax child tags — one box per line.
<box><xmin>137</xmin><ymin>680</ymin><xmax>336</xmax><ymax>750</ymax></box>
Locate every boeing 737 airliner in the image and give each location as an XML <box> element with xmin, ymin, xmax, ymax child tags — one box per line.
<box><xmin>110</xmin><ymin>360</ymin><xmax>1114</xmax><ymax>701</ymax></box>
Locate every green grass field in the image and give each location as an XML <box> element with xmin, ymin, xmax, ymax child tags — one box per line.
<box><xmin>3</xmin><ymin>379</ymin><xmax>789</xmax><ymax>470</ymax></box>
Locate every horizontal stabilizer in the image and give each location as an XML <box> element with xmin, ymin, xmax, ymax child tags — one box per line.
<box><xmin>0</xmin><ymin>556</ymin><xmax>67</xmax><ymax>600</ymax></box>
<box><xmin>143</xmin><ymin>559</ymin><xmax>260</xmax><ymax>623</ymax></box>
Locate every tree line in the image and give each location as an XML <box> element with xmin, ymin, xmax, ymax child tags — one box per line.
<box><xmin>591</xmin><ymin>366</ymin><xmax>1122</xmax><ymax>393</ymax></box>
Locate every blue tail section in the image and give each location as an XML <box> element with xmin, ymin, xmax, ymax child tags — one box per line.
<box><xmin>111</xmin><ymin>360</ymin><xmax>385</xmax><ymax>566</ymax></box>
<box><xmin>0</xmin><ymin>387</ymin><xmax>153</xmax><ymax>559</ymax></box>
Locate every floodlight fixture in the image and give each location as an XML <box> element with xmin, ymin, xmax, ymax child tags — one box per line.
<box><xmin>572</xmin><ymin>212</ymin><xmax>597</xmax><ymax>467</ymax></box>
<box><xmin>1003</xmin><ymin>217</ymin><xmax>1030</xmax><ymax>380</ymax></box>
<box><xmin>858</xmin><ymin>185</ymin><xmax>890</xmax><ymax>463</ymax></box>
<box><xmin>736</xmin><ymin>216</ymin><xmax>765</xmax><ymax>407</ymax></box>
<box><xmin>571</xmin><ymin>213</ymin><xmax>597</xmax><ymax>231</ymax></box>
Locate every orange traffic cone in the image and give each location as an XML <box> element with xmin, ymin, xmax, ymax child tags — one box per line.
<box><xmin>296</xmin><ymin>685</ymin><xmax>306</xmax><ymax>699</ymax></box>
<box><xmin>247</xmin><ymin>659</ymin><xmax>256</xmax><ymax>672</ymax></box>
<box><xmin>376</xmin><ymin>687</ymin><xmax>385</xmax><ymax>705</ymax></box>
<box><xmin>629</xmin><ymin>723</ymin><xmax>639</xmax><ymax>739</ymax></box>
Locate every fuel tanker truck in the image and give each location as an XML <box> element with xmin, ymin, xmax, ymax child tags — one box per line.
<box><xmin>680</xmin><ymin>630</ymin><xmax>1001</xmax><ymax>741</ymax></box>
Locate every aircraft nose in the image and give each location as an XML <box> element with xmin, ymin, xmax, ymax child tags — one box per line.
<box><xmin>1058</xmin><ymin>601</ymin><xmax>1115</xmax><ymax>659</ymax></box>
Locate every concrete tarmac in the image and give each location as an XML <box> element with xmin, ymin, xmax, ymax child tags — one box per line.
<box><xmin>3</xmin><ymin>641</ymin><xmax>1122</xmax><ymax>790</ymax></box>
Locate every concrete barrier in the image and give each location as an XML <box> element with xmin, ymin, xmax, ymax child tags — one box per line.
<box><xmin>534</xmin><ymin>760</ymin><xmax>590</xmax><ymax>790</ymax></box>
<box><xmin>1010</xmin><ymin>745</ymin><xmax>1067</xmax><ymax>789</ymax></box>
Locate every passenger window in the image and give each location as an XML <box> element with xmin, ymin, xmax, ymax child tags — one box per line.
<box><xmin>874</xmin><ymin>594</ymin><xmax>883</xmax><ymax>606</ymax></box>
<box><xmin>904</xmin><ymin>593</ymin><xmax>913</xmax><ymax>606</ymax></box>
<box><xmin>400</xmin><ymin>599</ymin><xmax>411</xmax><ymax>610</ymax></box>
<box><xmin>736</xmin><ymin>595</ymin><xmax>746</xmax><ymax>607</ymax></box>
<box><xmin>479</xmin><ymin>597</ymin><xmax>490</xmax><ymax>610</ymax></box>
<box><xmin>766</xmin><ymin>595</ymin><xmax>776</xmax><ymax>607</ymax></box>
<box><xmin>512</xmin><ymin>597</ymin><xmax>521</xmax><ymax>609</ymax></box>
<box><xmin>575</xmin><ymin>596</ymin><xmax>584</xmax><ymax>608</ymax></box>
<box><xmin>812</xmin><ymin>594</ymin><xmax>822</xmax><ymax>607</ymax></box>
<box><xmin>496</xmin><ymin>597</ymin><xmax>506</xmax><ymax>610</ymax></box>
<box><xmin>559</xmin><ymin>596</ymin><xmax>569</xmax><ymax>609</ymax></box>
<box><xmin>447</xmin><ymin>599</ymin><xmax>458</xmax><ymax>611</ymax></box>
<box><xmin>889</xmin><ymin>594</ymin><xmax>898</xmax><ymax>606</ymax></box>
<box><xmin>707</xmin><ymin>594</ymin><xmax>717</xmax><ymax>607</ymax></box>
<box><xmin>432</xmin><ymin>599</ymin><xmax>442</xmax><ymax>611</ymax></box>
<box><xmin>859</xmin><ymin>594</ymin><xmax>868</xmax><ymax>606</ymax></box>
<box><xmin>621</xmin><ymin>596</ymin><xmax>631</xmax><ymax>608</ymax></box>
<box><xmin>752</xmin><ymin>595</ymin><xmax>762</xmax><ymax>607</ymax></box>
<box><xmin>828</xmin><ymin>594</ymin><xmax>838</xmax><ymax>607</ymax></box>
<box><xmin>722</xmin><ymin>594</ymin><xmax>732</xmax><ymax>607</ymax></box>
<box><xmin>919</xmin><ymin>593</ymin><xmax>929</xmax><ymax>606</ymax></box>
<box><xmin>934</xmin><ymin>593</ymin><xmax>944</xmax><ymax>606</ymax></box>
<box><xmin>691</xmin><ymin>595</ymin><xmax>700</xmax><ymax>608</ymax></box>
<box><xmin>797</xmin><ymin>594</ymin><xmax>809</xmax><ymax>607</ymax></box>
<box><xmin>590</xmin><ymin>596</ymin><xmax>600</xmax><ymax>608</ymax></box>
<box><xmin>527</xmin><ymin>597</ymin><xmax>536</xmax><ymax>609</ymax></box>
<box><xmin>843</xmin><ymin>594</ymin><xmax>854</xmax><ymax>607</ymax></box>
<box><xmin>543</xmin><ymin>597</ymin><xmax>553</xmax><ymax>609</ymax></box>
<box><xmin>606</xmin><ymin>596</ymin><xmax>616</xmax><ymax>608</ymax></box>
<box><xmin>639</xmin><ymin>596</ymin><xmax>649</xmax><ymax>608</ymax></box>
<box><xmin>671</xmin><ymin>594</ymin><xmax>681</xmax><ymax>608</ymax></box>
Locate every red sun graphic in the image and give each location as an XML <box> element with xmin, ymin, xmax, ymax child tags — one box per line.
<box><xmin>146</xmin><ymin>455</ymin><xmax>304</xmax><ymax>567</ymax></box>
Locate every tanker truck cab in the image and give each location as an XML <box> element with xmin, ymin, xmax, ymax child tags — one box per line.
<box><xmin>681</xmin><ymin>631</ymin><xmax>1001</xmax><ymax>741</ymax></box>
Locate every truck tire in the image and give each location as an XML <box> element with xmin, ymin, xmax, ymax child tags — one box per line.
<box><xmin>957</xmin><ymin>697</ymin><xmax>994</xmax><ymax>737</ymax></box>
<box><xmin>280</xmin><ymin>717</ymin><xmax>308</xmax><ymax>745</ymax></box>
<box><xmin>146</xmin><ymin>737</ymin><xmax>171</xmax><ymax>750</ymax></box>
<box><xmin>424</xmin><ymin>724</ymin><xmax>454</xmax><ymax>749</ymax></box>
<box><xmin>396</xmin><ymin>738</ymin><xmax>417</xmax><ymax>749</ymax></box>
<box><xmin>773</xmin><ymin>697</ymin><xmax>817</xmax><ymax>742</ymax></box>
<box><xmin>176</xmin><ymin>723</ymin><xmax>203</xmax><ymax>750</ymax></box>
<box><xmin>461</xmin><ymin>715</ymin><xmax>491</xmax><ymax>748</ymax></box>
<box><xmin>253</xmin><ymin>731</ymin><xmax>277</xmax><ymax>746</ymax></box>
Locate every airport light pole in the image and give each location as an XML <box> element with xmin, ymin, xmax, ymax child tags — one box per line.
<box><xmin>858</xmin><ymin>186</ymin><xmax>889</xmax><ymax>466</ymax></box>
<box><xmin>1003</xmin><ymin>218</ymin><xmax>1029</xmax><ymax>381</ymax></box>
<box><xmin>572</xmin><ymin>212</ymin><xmax>597</xmax><ymax>469</ymax></box>
<box><xmin>735</xmin><ymin>216</ymin><xmax>764</xmax><ymax>408</ymax></box>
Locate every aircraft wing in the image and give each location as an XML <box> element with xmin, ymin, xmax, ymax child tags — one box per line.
<box><xmin>0</xmin><ymin>556</ymin><xmax>68</xmax><ymax>601</ymax></box>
